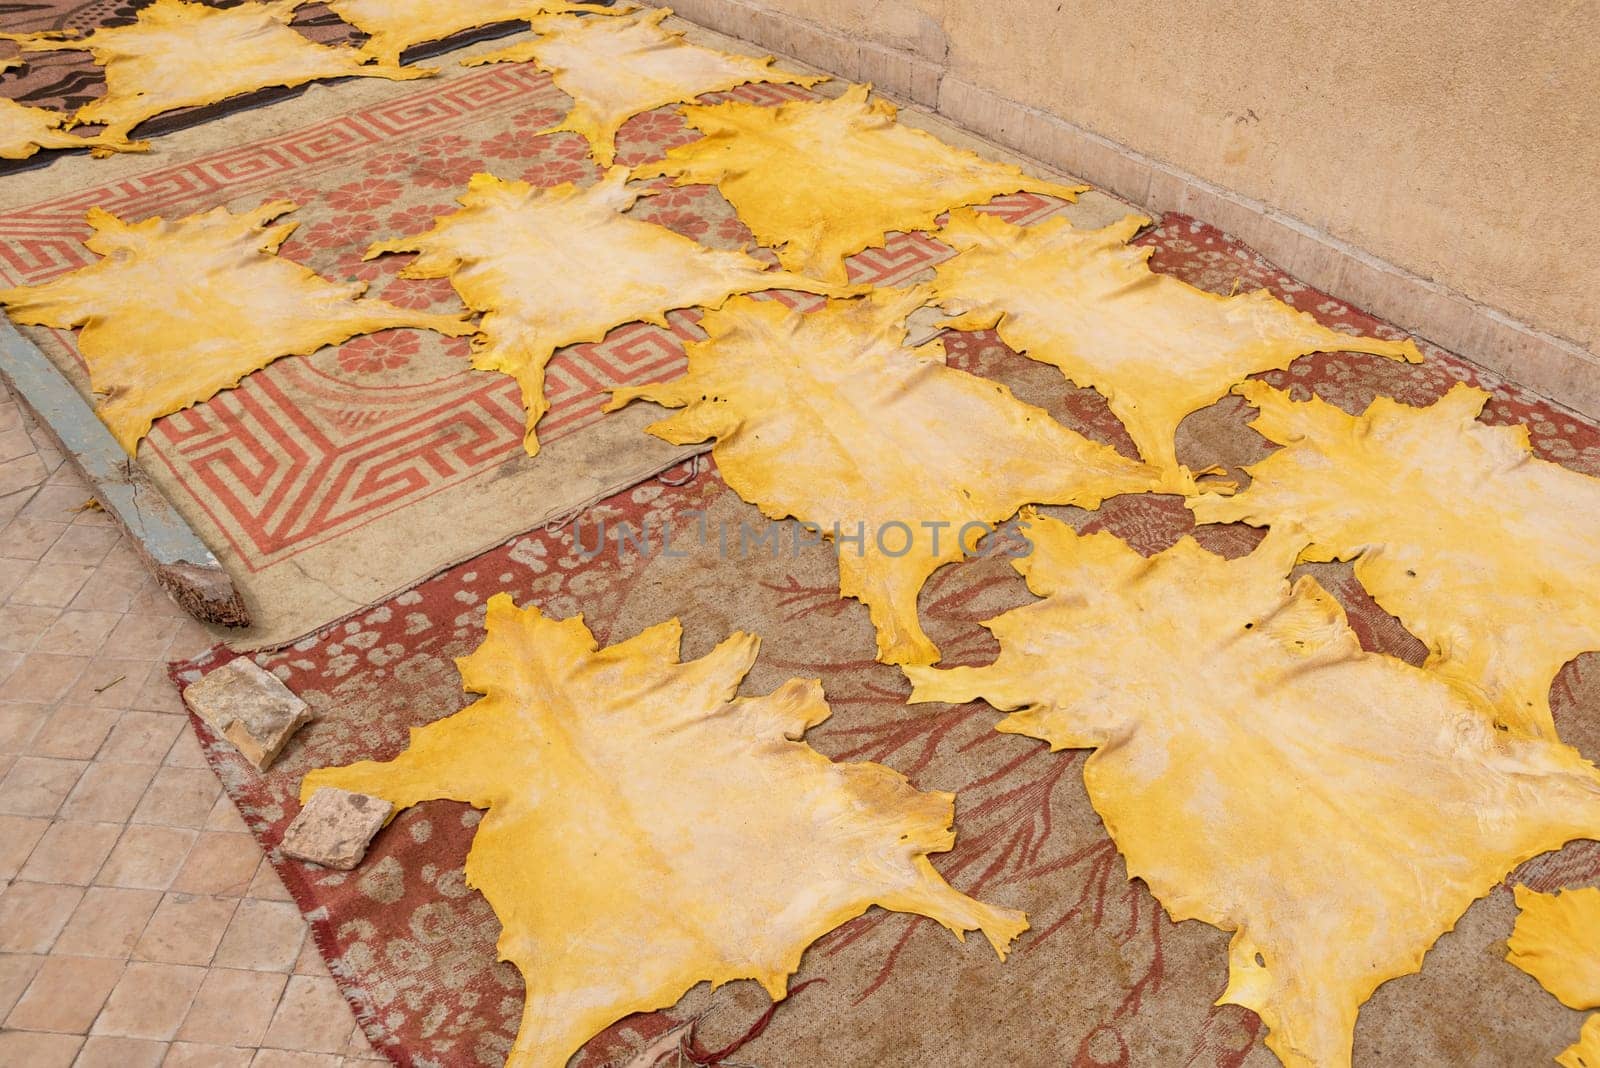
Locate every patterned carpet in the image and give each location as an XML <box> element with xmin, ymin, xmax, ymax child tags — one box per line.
<box><xmin>173</xmin><ymin>212</ymin><xmax>1600</xmax><ymax>1066</ymax></box>
<box><xmin>0</xmin><ymin>1</ymin><xmax>359</xmax><ymax>119</ymax></box>
<box><xmin>0</xmin><ymin>51</ymin><xmax>1104</xmax><ymax>646</ymax></box>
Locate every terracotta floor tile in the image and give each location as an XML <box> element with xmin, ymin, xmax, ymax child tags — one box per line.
<box><xmin>59</xmin><ymin>761</ymin><xmax>158</xmax><ymax>822</ymax></box>
<box><xmin>205</xmin><ymin>793</ymin><xmax>250</xmax><ymax>833</ymax></box>
<box><xmin>28</xmin><ymin>703</ymin><xmax>121</xmax><ymax>759</ymax></box>
<box><xmin>91</xmin><ymin>960</ymin><xmax>206</xmax><ymax>1040</ymax></box>
<box><xmin>0</xmin><ymin>881</ymin><xmax>84</xmax><ymax>952</ymax></box>
<box><xmin>0</xmin><ymin>496</ymin><xmax>27</xmax><ymax>542</ymax></box>
<box><xmin>67</xmin><ymin>569</ymin><xmax>148</xmax><ymax>615</ymax></box>
<box><xmin>176</xmin><ymin>966</ymin><xmax>288</xmax><ymax>1047</ymax></box>
<box><xmin>61</xmin><ymin>658</ymin><xmax>156</xmax><ymax>709</ymax></box>
<box><xmin>0</xmin><ymin>556</ymin><xmax>29</xmax><ymax>601</ymax></box>
<box><xmin>16</xmin><ymin>818</ymin><xmax>121</xmax><ymax>884</ymax></box>
<box><xmin>0</xmin><ymin>426</ymin><xmax>30</xmax><ymax>464</ymax></box>
<box><xmin>95</xmin><ymin>541</ymin><xmax>146</xmax><ymax>573</ymax></box>
<box><xmin>21</xmin><ymin>484</ymin><xmax>100</xmax><ymax>520</ymax></box>
<box><xmin>3</xmin><ymin>652</ymin><xmax>90</xmax><ymax>702</ymax></box>
<box><xmin>35</xmin><ymin>610</ymin><xmax>120</xmax><ymax>657</ymax></box>
<box><xmin>52</xmin><ymin>886</ymin><xmax>162</xmax><ymax>958</ymax></box>
<box><xmin>73</xmin><ymin>1035</ymin><xmax>168</xmax><ymax>1068</ymax></box>
<box><xmin>0</xmin><ymin>648</ymin><xmax>22</xmax><ymax>687</ymax></box>
<box><xmin>134</xmin><ymin>668</ymin><xmax>190</xmax><ymax>716</ymax></box>
<box><xmin>94</xmin><ymin>824</ymin><xmax>197</xmax><ymax>890</ymax></box>
<box><xmin>126</xmin><ymin>584</ymin><xmax>190</xmax><ymax>620</ymax></box>
<box><xmin>0</xmin><ymin>702</ymin><xmax>46</xmax><ymax>754</ymax></box>
<box><xmin>0</xmin><ymin>814</ymin><xmax>48</xmax><ymax>880</ymax></box>
<box><xmin>168</xmin><ymin>621</ymin><xmax>223</xmax><ymax>662</ymax></box>
<box><xmin>163</xmin><ymin>726</ymin><xmax>212</xmax><ymax>767</ymax></box>
<box><xmin>260</xmin><ymin>975</ymin><xmax>354</xmax><ymax>1055</ymax></box>
<box><xmin>9</xmin><ymin>564</ymin><xmax>96</xmax><ymax>609</ymax></box>
<box><xmin>130</xmin><ymin>765</ymin><xmax>220</xmax><ymax>828</ymax></box>
<box><xmin>166</xmin><ymin>1041</ymin><xmax>257</xmax><ymax>1068</ymax></box>
<box><xmin>0</xmin><ymin>603</ymin><xmax>56</xmax><ymax>652</ymax></box>
<box><xmin>292</xmin><ymin>938</ymin><xmax>331</xmax><ymax>977</ymax></box>
<box><xmin>134</xmin><ymin>891</ymin><xmax>239</xmax><ymax>966</ymax></box>
<box><xmin>212</xmin><ymin>899</ymin><xmax>307</xmax><ymax>973</ymax></box>
<box><xmin>3</xmin><ymin>953</ymin><xmax>124</xmax><ymax>1032</ymax></box>
<box><xmin>37</xmin><ymin>525</ymin><xmax>120</xmax><ymax>568</ymax></box>
<box><xmin>0</xmin><ymin>952</ymin><xmax>43</xmax><ymax>1018</ymax></box>
<box><xmin>0</xmin><ymin>755</ymin><xmax>87</xmax><ymax>816</ymax></box>
<box><xmin>0</xmin><ymin>1028</ymin><xmax>81</xmax><ymax>1066</ymax></box>
<box><xmin>171</xmin><ymin>831</ymin><xmax>263</xmax><ymax>897</ymax></box>
<box><xmin>0</xmin><ymin>390</ymin><xmax>349</xmax><ymax>1059</ymax></box>
<box><xmin>246</xmin><ymin>862</ymin><xmax>295</xmax><ymax>903</ymax></box>
<box><xmin>98</xmin><ymin>709</ymin><xmax>184</xmax><ymax>764</ymax></box>
<box><xmin>0</xmin><ymin>517</ymin><xmax>67</xmax><ymax>561</ymax></box>
<box><xmin>248</xmin><ymin>1050</ymin><xmax>344</xmax><ymax>1068</ymax></box>
<box><xmin>101</xmin><ymin>613</ymin><xmax>183</xmax><ymax>661</ymax></box>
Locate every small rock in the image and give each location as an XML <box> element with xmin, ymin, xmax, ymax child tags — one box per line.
<box><xmin>281</xmin><ymin>787</ymin><xmax>392</xmax><ymax>870</ymax></box>
<box><xmin>182</xmin><ymin>658</ymin><xmax>312</xmax><ymax>771</ymax></box>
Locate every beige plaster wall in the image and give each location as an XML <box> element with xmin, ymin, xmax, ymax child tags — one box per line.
<box><xmin>713</xmin><ymin>0</ymin><xmax>1600</xmax><ymax>353</ymax></box>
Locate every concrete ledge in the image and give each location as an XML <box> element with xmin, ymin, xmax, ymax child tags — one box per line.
<box><xmin>656</xmin><ymin>0</ymin><xmax>1600</xmax><ymax>419</ymax></box>
<box><xmin>0</xmin><ymin>320</ymin><xmax>249</xmax><ymax>627</ymax></box>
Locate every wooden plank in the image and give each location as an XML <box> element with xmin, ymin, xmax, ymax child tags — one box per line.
<box><xmin>0</xmin><ymin>320</ymin><xmax>249</xmax><ymax>627</ymax></box>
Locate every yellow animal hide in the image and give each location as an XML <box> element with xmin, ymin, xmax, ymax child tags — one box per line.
<box><xmin>904</xmin><ymin>513</ymin><xmax>1600</xmax><ymax>1068</ymax></box>
<box><xmin>606</xmin><ymin>287</ymin><xmax>1160</xmax><ymax>666</ymax></box>
<box><xmin>16</xmin><ymin>0</ymin><xmax>430</xmax><ymax>152</ymax></box>
<box><xmin>366</xmin><ymin>166</ymin><xmax>848</xmax><ymax>456</ymax></box>
<box><xmin>1191</xmin><ymin>381</ymin><xmax>1600</xmax><ymax>740</ymax></box>
<box><xmin>635</xmin><ymin>84</ymin><xmax>1087</xmax><ymax>283</ymax></box>
<box><xmin>0</xmin><ymin>201</ymin><xmax>474</xmax><ymax>452</ymax></box>
<box><xmin>467</xmin><ymin>7</ymin><xmax>824</xmax><ymax>167</ymax></box>
<box><xmin>324</xmin><ymin>0</ymin><xmax>621</xmax><ymax>66</ymax></box>
<box><xmin>928</xmin><ymin>209</ymin><xmax>1422</xmax><ymax>481</ymax></box>
<box><xmin>1561</xmin><ymin>1016</ymin><xmax>1600</xmax><ymax>1068</ymax></box>
<box><xmin>0</xmin><ymin>97</ymin><xmax>135</xmax><ymax>159</ymax></box>
<box><xmin>301</xmin><ymin>594</ymin><xmax>1027</xmax><ymax>1068</ymax></box>
<box><xmin>1508</xmin><ymin>885</ymin><xmax>1600</xmax><ymax>1010</ymax></box>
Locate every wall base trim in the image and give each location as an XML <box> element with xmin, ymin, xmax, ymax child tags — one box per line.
<box><xmin>656</xmin><ymin>0</ymin><xmax>1600</xmax><ymax>418</ymax></box>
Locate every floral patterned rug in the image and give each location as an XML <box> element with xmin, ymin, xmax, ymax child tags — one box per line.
<box><xmin>173</xmin><ymin>210</ymin><xmax>1600</xmax><ymax>1067</ymax></box>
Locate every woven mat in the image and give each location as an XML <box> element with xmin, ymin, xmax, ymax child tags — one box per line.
<box><xmin>172</xmin><ymin>212</ymin><xmax>1600</xmax><ymax>1067</ymax></box>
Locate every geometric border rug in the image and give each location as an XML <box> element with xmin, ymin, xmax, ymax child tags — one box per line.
<box><xmin>0</xmin><ymin>33</ymin><xmax>1105</xmax><ymax>649</ymax></box>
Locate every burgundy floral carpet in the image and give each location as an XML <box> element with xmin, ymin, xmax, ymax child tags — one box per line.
<box><xmin>172</xmin><ymin>211</ymin><xmax>1600</xmax><ymax>1066</ymax></box>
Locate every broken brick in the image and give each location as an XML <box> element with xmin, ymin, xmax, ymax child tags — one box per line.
<box><xmin>182</xmin><ymin>658</ymin><xmax>312</xmax><ymax>771</ymax></box>
<box><xmin>280</xmin><ymin>787</ymin><xmax>391</xmax><ymax>870</ymax></box>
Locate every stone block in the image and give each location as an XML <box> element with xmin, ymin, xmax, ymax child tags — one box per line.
<box><xmin>280</xmin><ymin>787</ymin><xmax>391</xmax><ymax>870</ymax></box>
<box><xmin>182</xmin><ymin>658</ymin><xmax>311</xmax><ymax>771</ymax></box>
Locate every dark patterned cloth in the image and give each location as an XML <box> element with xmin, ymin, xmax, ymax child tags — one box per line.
<box><xmin>0</xmin><ymin>1</ymin><xmax>523</xmax><ymax>122</ymax></box>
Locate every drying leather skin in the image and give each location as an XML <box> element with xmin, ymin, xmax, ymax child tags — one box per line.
<box><xmin>636</xmin><ymin>84</ymin><xmax>1087</xmax><ymax>283</ymax></box>
<box><xmin>607</xmin><ymin>286</ymin><xmax>1161</xmax><ymax>666</ymax></box>
<box><xmin>904</xmin><ymin>514</ymin><xmax>1600</xmax><ymax>1068</ymax></box>
<box><xmin>324</xmin><ymin>0</ymin><xmax>621</xmax><ymax>67</ymax></box>
<box><xmin>928</xmin><ymin>208</ymin><xmax>1422</xmax><ymax>483</ymax></box>
<box><xmin>0</xmin><ymin>201</ymin><xmax>474</xmax><ymax>452</ymax></box>
<box><xmin>468</xmin><ymin>7</ymin><xmax>824</xmax><ymax>167</ymax></box>
<box><xmin>1193</xmin><ymin>381</ymin><xmax>1600</xmax><ymax>741</ymax></box>
<box><xmin>16</xmin><ymin>0</ymin><xmax>431</xmax><ymax>154</ymax></box>
<box><xmin>303</xmin><ymin>594</ymin><xmax>1027</xmax><ymax>1068</ymax></box>
<box><xmin>366</xmin><ymin>166</ymin><xmax>849</xmax><ymax>456</ymax></box>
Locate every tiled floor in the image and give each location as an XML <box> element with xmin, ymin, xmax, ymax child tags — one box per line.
<box><xmin>0</xmin><ymin>384</ymin><xmax>382</xmax><ymax>1067</ymax></box>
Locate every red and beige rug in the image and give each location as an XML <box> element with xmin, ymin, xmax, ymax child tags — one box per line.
<box><xmin>0</xmin><ymin>36</ymin><xmax>1108</xmax><ymax>647</ymax></box>
<box><xmin>174</xmin><ymin>212</ymin><xmax>1600</xmax><ymax>1067</ymax></box>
